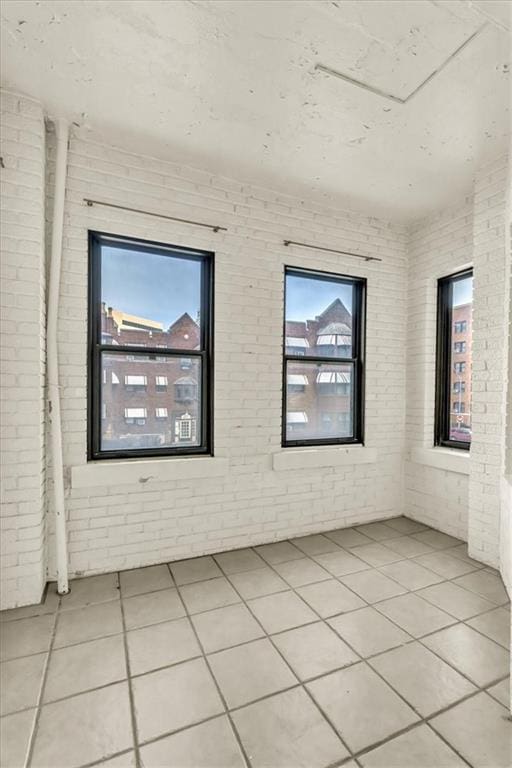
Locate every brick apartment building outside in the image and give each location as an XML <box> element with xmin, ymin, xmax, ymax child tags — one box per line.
<box><xmin>450</xmin><ymin>301</ymin><xmax>472</xmax><ymax>442</ymax></box>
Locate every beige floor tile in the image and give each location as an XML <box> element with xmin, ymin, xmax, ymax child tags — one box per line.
<box><xmin>453</xmin><ymin>570</ymin><xmax>509</xmax><ymax>605</ymax></box>
<box><xmin>307</xmin><ymin>662</ymin><xmax>418</xmax><ymax>752</ymax></box>
<box><xmin>179</xmin><ymin>577</ymin><xmax>241</xmax><ymax>614</ymax></box>
<box><xmin>353</xmin><ymin>543</ymin><xmax>403</xmax><ymax>567</ymax></box>
<box><xmin>255</xmin><ymin>541</ymin><xmax>303</xmax><ymax>565</ymax></box>
<box><xmin>430</xmin><ymin>693</ymin><xmax>512</xmax><ymax>768</ymax></box>
<box><xmin>228</xmin><ymin>567</ymin><xmax>288</xmax><ymax>600</ymax></box>
<box><xmin>0</xmin><ymin>584</ymin><xmax>59</xmax><ymax>623</ymax></box>
<box><xmin>423</xmin><ymin>624</ymin><xmax>510</xmax><ymax>686</ymax></box>
<box><xmin>369</xmin><ymin>642</ymin><xmax>476</xmax><ymax>716</ymax></box>
<box><xmin>272</xmin><ymin>621</ymin><xmax>358</xmax><ymax>680</ymax></box>
<box><xmin>127</xmin><ymin>617</ymin><xmax>200</xmax><ymax>676</ymax></box>
<box><xmin>208</xmin><ymin>638</ymin><xmax>297</xmax><ymax>708</ymax></box>
<box><xmin>360</xmin><ymin>723</ymin><xmax>467</xmax><ymax>767</ymax></box>
<box><xmin>61</xmin><ymin>573</ymin><xmax>120</xmax><ymax>610</ymax></box>
<box><xmin>139</xmin><ymin>715</ymin><xmax>246</xmax><ymax>768</ymax></box>
<box><xmin>384</xmin><ymin>536</ymin><xmax>436</xmax><ymax>558</ymax></box>
<box><xmin>0</xmin><ymin>613</ymin><xmax>54</xmax><ymax>662</ymax></box>
<box><xmin>414</xmin><ymin>552</ymin><xmax>480</xmax><ymax>579</ymax></box>
<box><xmin>296</xmin><ymin>579</ymin><xmax>365</xmax><ymax>617</ymax></box>
<box><xmin>290</xmin><ymin>534</ymin><xmax>341</xmax><ymax>556</ymax></box>
<box><xmin>325</xmin><ymin>528</ymin><xmax>373</xmax><ymax>548</ymax></box>
<box><xmin>487</xmin><ymin>678</ymin><xmax>510</xmax><ymax>708</ymax></box>
<box><xmin>232</xmin><ymin>687</ymin><xmax>348</xmax><ymax>768</ymax></box>
<box><xmin>417</xmin><ymin>581</ymin><xmax>495</xmax><ymax>620</ymax></box>
<box><xmin>31</xmin><ymin>682</ymin><xmax>132</xmax><ymax>768</ymax></box>
<box><xmin>0</xmin><ymin>708</ymin><xmax>36</xmax><ymax>768</ymax></box>
<box><xmin>340</xmin><ymin>569</ymin><xmax>407</xmax><ymax>603</ymax></box>
<box><xmin>170</xmin><ymin>556</ymin><xmax>222</xmax><ymax>585</ymax></box>
<box><xmin>119</xmin><ymin>565</ymin><xmax>173</xmax><ymax>597</ymax></box>
<box><xmin>412</xmin><ymin>530</ymin><xmax>462</xmax><ymax>550</ymax></box>
<box><xmin>44</xmin><ymin>634</ymin><xmax>126</xmax><ymax>702</ymax></box>
<box><xmin>54</xmin><ymin>600</ymin><xmax>123</xmax><ymax>648</ymax></box>
<box><xmin>214</xmin><ymin>548</ymin><xmax>265</xmax><ymax>574</ymax></box>
<box><xmin>384</xmin><ymin>518</ymin><xmax>428</xmax><ymax>535</ymax></box>
<box><xmin>123</xmin><ymin>588</ymin><xmax>185</xmax><ymax>630</ymax></box>
<box><xmin>98</xmin><ymin>752</ymin><xmax>137</xmax><ymax>767</ymax></box>
<box><xmin>375</xmin><ymin>593</ymin><xmax>454</xmax><ymax>637</ymax></box>
<box><xmin>132</xmin><ymin>658</ymin><xmax>223</xmax><ymax>743</ymax></box>
<box><xmin>248</xmin><ymin>591</ymin><xmax>317</xmax><ymax>634</ymax></box>
<box><xmin>446</xmin><ymin>543</ymin><xmax>485</xmax><ymax>568</ymax></box>
<box><xmin>312</xmin><ymin>549</ymin><xmax>369</xmax><ymax>577</ymax></box>
<box><xmin>378</xmin><ymin>560</ymin><xmax>444</xmax><ymax>590</ymax></box>
<box><xmin>0</xmin><ymin>652</ymin><xmax>46</xmax><ymax>716</ymax></box>
<box><xmin>329</xmin><ymin>606</ymin><xmax>411</xmax><ymax>657</ymax></box>
<box><xmin>354</xmin><ymin>522</ymin><xmax>397</xmax><ymax>541</ymax></box>
<box><xmin>273</xmin><ymin>558</ymin><xmax>331</xmax><ymax>587</ymax></box>
<box><xmin>192</xmin><ymin>602</ymin><xmax>264</xmax><ymax>654</ymax></box>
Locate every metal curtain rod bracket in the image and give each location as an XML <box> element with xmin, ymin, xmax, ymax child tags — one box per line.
<box><xmin>283</xmin><ymin>239</ymin><xmax>381</xmax><ymax>262</ymax></box>
<box><xmin>83</xmin><ymin>198</ymin><xmax>228</xmax><ymax>233</ymax></box>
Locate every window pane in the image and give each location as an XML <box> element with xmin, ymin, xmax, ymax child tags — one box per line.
<box><xmin>100</xmin><ymin>353</ymin><xmax>201</xmax><ymax>451</ymax></box>
<box><xmin>285</xmin><ymin>361</ymin><xmax>354</xmax><ymax>441</ymax></box>
<box><xmin>100</xmin><ymin>242</ymin><xmax>202</xmax><ymax>349</ymax></box>
<box><xmin>285</xmin><ymin>273</ymin><xmax>354</xmax><ymax>358</ymax></box>
<box><xmin>449</xmin><ymin>275</ymin><xmax>472</xmax><ymax>443</ymax></box>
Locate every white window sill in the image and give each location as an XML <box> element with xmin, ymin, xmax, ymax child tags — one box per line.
<box><xmin>71</xmin><ymin>456</ymin><xmax>229</xmax><ymax>489</ymax></box>
<box><xmin>273</xmin><ymin>445</ymin><xmax>377</xmax><ymax>472</ymax></box>
<box><xmin>410</xmin><ymin>447</ymin><xmax>469</xmax><ymax>475</ymax></box>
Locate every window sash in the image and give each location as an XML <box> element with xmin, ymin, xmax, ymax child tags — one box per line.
<box><xmin>282</xmin><ymin>267</ymin><xmax>365</xmax><ymax>448</ymax></box>
<box><xmin>435</xmin><ymin>268</ymin><xmax>472</xmax><ymax>450</ymax></box>
<box><xmin>88</xmin><ymin>232</ymin><xmax>213</xmax><ymax>460</ymax></box>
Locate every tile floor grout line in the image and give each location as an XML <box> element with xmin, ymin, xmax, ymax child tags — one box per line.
<box><xmin>24</xmin><ymin>594</ymin><xmax>62</xmax><ymax>768</ymax></box>
<box><xmin>118</xmin><ymin>573</ymin><xmax>143</xmax><ymax>768</ymax></box>
<box><xmin>165</xmin><ymin>562</ymin><xmax>254</xmax><ymax>768</ymax></box>
<box><xmin>211</xmin><ymin>556</ymin><xmax>358</xmax><ymax>763</ymax></box>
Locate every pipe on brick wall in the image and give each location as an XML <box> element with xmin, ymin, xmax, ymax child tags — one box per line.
<box><xmin>47</xmin><ymin>118</ymin><xmax>70</xmax><ymax>595</ymax></box>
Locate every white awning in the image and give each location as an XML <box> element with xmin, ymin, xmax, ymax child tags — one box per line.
<box><xmin>111</xmin><ymin>372</ymin><xmax>120</xmax><ymax>384</ymax></box>
<box><xmin>155</xmin><ymin>376</ymin><xmax>168</xmax><ymax>386</ymax></box>
<box><xmin>316</xmin><ymin>371</ymin><xmax>351</xmax><ymax>384</ymax></box>
<box><xmin>155</xmin><ymin>407</ymin><xmax>168</xmax><ymax>418</ymax></box>
<box><xmin>124</xmin><ymin>408</ymin><xmax>147</xmax><ymax>418</ymax></box>
<box><xmin>125</xmin><ymin>374</ymin><xmax>147</xmax><ymax>386</ymax></box>
<box><xmin>287</xmin><ymin>374</ymin><xmax>308</xmax><ymax>386</ymax></box>
<box><xmin>286</xmin><ymin>337</ymin><xmax>309</xmax><ymax>348</ymax></box>
<box><xmin>287</xmin><ymin>411</ymin><xmax>308</xmax><ymax>424</ymax></box>
<box><xmin>317</xmin><ymin>335</ymin><xmax>352</xmax><ymax>346</ymax></box>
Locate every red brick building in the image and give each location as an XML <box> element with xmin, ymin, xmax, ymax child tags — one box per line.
<box><xmin>450</xmin><ymin>302</ymin><xmax>472</xmax><ymax>441</ymax></box>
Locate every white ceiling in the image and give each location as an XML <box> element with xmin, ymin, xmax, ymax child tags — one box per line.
<box><xmin>1</xmin><ymin>0</ymin><xmax>510</xmax><ymax>221</ymax></box>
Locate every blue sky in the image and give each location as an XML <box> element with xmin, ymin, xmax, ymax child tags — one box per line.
<box><xmin>453</xmin><ymin>275</ymin><xmax>473</xmax><ymax>307</ymax></box>
<box><xmin>101</xmin><ymin>247</ymin><xmax>201</xmax><ymax>327</ymax></box>
<box><xmin>286</xmin><ymin>274</ymin><xmax>353</xmax><ymax>322</ymax></box>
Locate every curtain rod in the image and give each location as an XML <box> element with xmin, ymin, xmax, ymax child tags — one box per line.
<box><xmin>283</xmin><ymin>239</ymin><xmax>381</xmax><ymax>262</ymax></box>
<box><xmin>83</xmin><ymin>198</ymin><xmax>228</xmax><ymax>233</ymax></box>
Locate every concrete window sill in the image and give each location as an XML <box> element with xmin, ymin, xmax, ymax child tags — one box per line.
<box><xmin>273</xmin><ymin>446</ymin><xmax>377</xmax><ymax>472</ymax></box>
<box><xmin>411</xmin><ymin>446</ymin><xmax>469</xmax><ymax>476</ymax></box>
<box><xmin>71</xmin><ymin>457</ymin><xmax>229</xmax><ymax>488</ymax></box>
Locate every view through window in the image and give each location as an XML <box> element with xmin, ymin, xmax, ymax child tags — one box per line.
<box><xmin>283</xmin><ymin>268</ymin><xmax>365</xmax><ymax>446</ymax></box>
<box><xmin>436</xmin><ymin>269</ymin><xmax>473</xmax><ymax>448</ymax></box>
<box><xmin>89</xmin><ymin>233</ymin><xmax>212</xmax><ymax>459</ymax></box>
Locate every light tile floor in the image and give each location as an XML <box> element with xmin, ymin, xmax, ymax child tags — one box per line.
<box><xmin>1</xmin><ymin>517</ymin><xmax>510</xmax><ymax>768</ymax></box>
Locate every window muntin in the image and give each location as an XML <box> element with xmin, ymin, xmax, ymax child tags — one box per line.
<box><xmin>435</xmin><ymin>269</ymin><xmax>473</xmax><ymax>450</ymax></box>
<box><xmin>89</xmin><ymin>233</ymin><xmax>213</xmax><ymax>459</ymax></box>
<box><xmin>283</xmin><ymin>268</ymin><xmax>365</xmax><ymax>447</ymax></box>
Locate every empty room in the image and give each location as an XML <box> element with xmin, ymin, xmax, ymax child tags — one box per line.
<box><xmin>0</xmin><ymin>1</ymin><xmax>511</xmax><ymax>767</ymax></box>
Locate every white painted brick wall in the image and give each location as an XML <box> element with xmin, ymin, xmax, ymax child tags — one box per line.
<box><xmin>404</xmin><ymin>199</ymin><xmax>473</xmax><ymax>540</ymax></box>
<box><xmin>0</xmin><ymin>91</ymin><xmax>46</xmax><ymax>609</ymax></box>
<box><xmin>468</xmin><ymin>154</ymin><xmax>509</xmax><ymax>568</ymax></box>
<box><xmin>43</xmin><ymin>130</ymin><xmax>407</xmax><ymax>580</ymax></box>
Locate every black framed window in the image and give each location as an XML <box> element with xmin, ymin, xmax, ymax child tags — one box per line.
<box><xmin>435</xmin><ymin>268</ymin><xmax>473</xmax><ymax>450</ymax></box>
<box><xmin>282</xmin><ymin>267</ymin><xmax>365</xmax><ymax>447</ymax></box>
<box><xmin>88</xmin><ymin>232</ymin><xmax>213</xmax><ymax>460</ymax></box>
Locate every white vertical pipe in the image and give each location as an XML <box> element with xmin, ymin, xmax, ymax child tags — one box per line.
<box><xmin>47</xmin><ymin>118</ymin><xmax>70</xmax><ymax>595</ymax></box>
